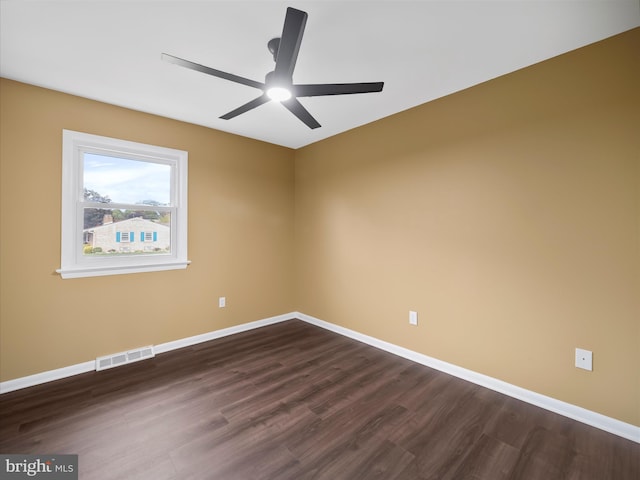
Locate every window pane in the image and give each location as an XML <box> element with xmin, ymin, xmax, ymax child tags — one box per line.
<box><xmin>83</xmin><ymin>208</ymin><xmax>171</xmax><ymax>256</ymax></box>
<box><xmin>83</xmin><ymin>153</ymin><xmax>171</xmax><ymax>206</ymax></box>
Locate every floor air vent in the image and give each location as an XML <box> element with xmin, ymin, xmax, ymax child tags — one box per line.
<box><xmin>96</xmin><ymin>346</ymin><xmax>155</xmax><ymax>371</ymax></box>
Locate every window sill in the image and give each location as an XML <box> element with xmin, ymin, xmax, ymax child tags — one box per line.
<box><xmin>56</xmin><ymin>260</ymin><xmax>191</xmax><ymax>279</ymax></box>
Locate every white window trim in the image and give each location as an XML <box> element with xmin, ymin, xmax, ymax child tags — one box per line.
<box><xmin>58</xmin><ymin>130</ymin><xmax>189</xmax><ymax>279</ymax></box>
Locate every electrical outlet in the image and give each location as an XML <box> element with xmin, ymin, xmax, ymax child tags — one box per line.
<box><xmin>409</xmin><ymin>310</ymin><xmax>418</xmax><ymax>326</ymax></box>
<box><xmin>575</xmin><ymin>348</ymin><xmax>592</xmax><ymax>371</ymax></box>
<box><xmin>218</xmin><ymin>297</ymin><xmax>226</xmax><ymax>308</ymax></box>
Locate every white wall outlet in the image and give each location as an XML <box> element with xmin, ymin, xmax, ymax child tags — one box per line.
<box><xmin>575</xmin><ymin>348</ymin><xmax>593</xmax><ymax>371</ymax></box>
<box><xmin>409</xmin><ymin>310</ymin><xmax>418</xmax><ymax>326</ymax></box>
<box><xmin>218</xmin><ymin>297</ymin><xmax>226</xmax><ymax>308</ymax></box>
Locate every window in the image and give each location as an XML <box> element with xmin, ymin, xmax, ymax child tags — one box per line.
<box><xmin>58</xmin><ymin>130</ymin><xmax>189</xmax><ymax>278</ymax></box>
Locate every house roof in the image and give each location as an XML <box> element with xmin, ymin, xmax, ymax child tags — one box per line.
<box><xmin>84</xmin><ymin>217</ymin><xmax>170</xmax><ymax>233</ymax></box>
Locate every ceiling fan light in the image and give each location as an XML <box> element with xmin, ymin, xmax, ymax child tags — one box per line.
<box><xmin>267</xmin><ymin>86</ymin><xmax>292</xmax><ymax>102</ymax></box>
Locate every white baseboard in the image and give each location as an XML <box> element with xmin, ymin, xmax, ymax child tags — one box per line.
<box><xmin>2</xmin><ymin>311</ymin><xmax>638</xmax><ymax>443</ymax></box>
<box><xmin>0</xmin><ymin>361</ymin><xmax>96</xmax><ymax>394</ymax></box>
<box><xmin>294</xmin><ymin>311</ymin><xmax>640</xmax><ymax>444</ymax></box>
<box><xmin>154</xmin><ymin>312</ymin><xmax>294</xmax><ymax>354</ymax></box>
<box><xmin>0</xmin><ymin>312</ymin><xmax>294</xmax><ymax>395</ymax></box>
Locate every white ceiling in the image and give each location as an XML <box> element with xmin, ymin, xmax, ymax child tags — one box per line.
<box><xmin>1</xmin><ymin>1</ymin><xmax>638</xmax><ymax>149</ymax></box>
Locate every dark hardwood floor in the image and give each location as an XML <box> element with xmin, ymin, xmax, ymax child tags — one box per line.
<box><xmin>1</xmin><ymin>320</ymin><xmax>638</xmax><ymax>479</ymax></box>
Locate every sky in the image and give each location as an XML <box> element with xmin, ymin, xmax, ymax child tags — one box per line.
<box><xmin>83</xmin><ymin>153</ymin><xmax>171</xmax><ymax>206</ymax></box>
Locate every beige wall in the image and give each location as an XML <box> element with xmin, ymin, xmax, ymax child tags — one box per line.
<box><xmin>295</xmin><ymin>28</ymin><xmax>639</xmax><ymax>426</ymax></box>
<box><xmin>0</xmin><ymin>78</ymin><xmax>295</xmax><ymax>380</ymax></box>
<box><xmin>1</xmin><ymin>28</ymin><xmax>638</xmax><ymax>427</ymax></box>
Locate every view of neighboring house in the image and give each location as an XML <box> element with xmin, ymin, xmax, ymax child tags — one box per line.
<box><xmin>83</xmin><ymin>216</ymin><xmax>170</xmax><ymax>254</ymax></box>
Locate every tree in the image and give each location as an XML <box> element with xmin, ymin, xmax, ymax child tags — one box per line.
<box><xmin>123</xmin><ymin>209</ymin><xmax>160</xmax><ymax>221</ymax></box>
<box><xmin>83</xmin><ymin>188</ymin><xmax>112</xmax><ymax>229</ymax></box>
<box><xmin>112</xmin><ymin>209</ymin><xmax>125</xmax><ymax>222</ymax></box>
<box><xmin>84</xmin><ymin>188</ymin><xmax>111</xmax><ymax>204</ymax></box>
<box><xmin>122</xmin><ymin>200</ymin><xmax>163</xmax><ymax>222</ymax></box>
<box><xmin>139</xmin><ymin>199</ymin><xmax>163</xmax><ymax>206</ymax></box>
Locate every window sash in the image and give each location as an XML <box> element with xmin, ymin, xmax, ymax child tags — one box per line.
<box><xmin>80</xmin><ymin>147</ymin><xmax>175</xmax><ymax>207</ymax></box>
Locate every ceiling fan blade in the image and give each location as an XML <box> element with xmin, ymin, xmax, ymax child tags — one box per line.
<box><xmin>294</xmin><ymin>82</ymin><xmax>384</xmax><ymax>97</ymax></box>
<box><xmin>282</xmin><ymin>98</ymin><xmax>321</xmax><ymax>129</ymax></box>
<box><xmin>273</xmin><ymin>8</ymin><xmax>307</xmax><ymax>82</ymax></box>
<box><xmin>162</xmin><ymin>53</ymin><xmax>264</xmax><ymax>90</ymax></box>
<box><xmin>220</xmin><ymin>94</ymin><xmax>270</xmax><ymax>120</ymax></box>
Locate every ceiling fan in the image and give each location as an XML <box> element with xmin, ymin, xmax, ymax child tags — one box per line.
<box><xmin>162</xmin><ymin>7</ymin><xmax>384</xmax><ymax>129</ymax></box>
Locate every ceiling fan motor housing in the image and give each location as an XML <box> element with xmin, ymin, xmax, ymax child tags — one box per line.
<box><xmin>267</xmin><ymin>38</ymin><xmax>280</xmax><ymax>62</ymax></box>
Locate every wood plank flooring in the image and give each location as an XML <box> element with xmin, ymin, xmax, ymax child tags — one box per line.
<box><xmin>1</xmin><ymin>320</ymin><xmax>638</xmax><ymax>479</ymax></box>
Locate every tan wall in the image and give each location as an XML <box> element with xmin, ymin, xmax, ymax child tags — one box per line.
<box><xmin>295</xmin><ymin>29</ymin><xmax>640</xmax><ymax>426</ymax></box>
<box><xmin>1</xmin><ymin>29</ymin><xmax>638</xmax><ymax>427</ymax></box>
<box><xmin>0</xmin><ymin>78</ymin><xmax>295</xmax><ymax>381</ymax></box>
